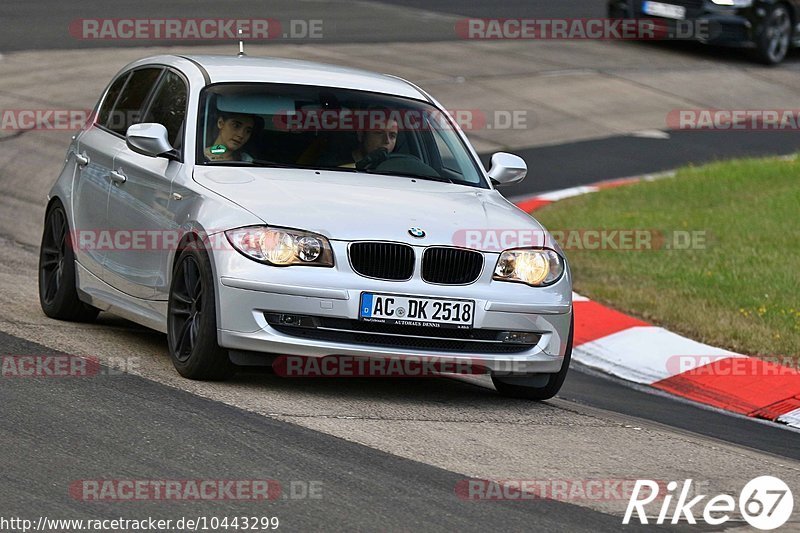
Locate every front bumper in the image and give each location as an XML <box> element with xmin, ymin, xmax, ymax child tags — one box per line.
<box><xmin>212</xmin><ymin>240</ymin><xmax>573</xmax><ymax>375</ymax></box>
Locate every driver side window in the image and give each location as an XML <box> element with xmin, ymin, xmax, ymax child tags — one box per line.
<box><xmin>97</xmin><ymin>74</ymin><xmax>128</xmax><ymax>127</ymax></box>
<box><xmin>105</xmin><ymin>67</ymin><xmax>163</xmax><ymax>135</ymax></box>
<box><xmin>143</xmin><ymin>70</ymin><xmax>188</xmax><ymax>149</ymax></box>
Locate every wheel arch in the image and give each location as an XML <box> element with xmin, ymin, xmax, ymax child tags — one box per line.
<box><xmin>43</xmin><ymin>195</ymin><xmax>73</xmax><ymax>249</ymax></box>
<box><xmin>44</xmin><ymin>195</ymin><xmax>67</xmax><ymax>220</ymax></box>
<box><xmin>168</xmin><ymin>227</ymin><xmax>225</xmax><ymax>342</ymax></box>
<box><xmin>776</xmin><ymin>0</ymin><xmax>797</xmax><ymax>27</ymax></box>
<box><xmin>762</xmin><ymin>0</ymin><xmax>796</xmax><ymax>27</ymax></box>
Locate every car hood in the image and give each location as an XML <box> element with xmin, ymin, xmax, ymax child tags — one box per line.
<box><xmin>194</xmin><ymin>167</ymin><xmax>551</xmax><ymax>249</ymax></box>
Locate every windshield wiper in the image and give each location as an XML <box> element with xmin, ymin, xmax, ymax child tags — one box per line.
<box><xmin>204</xmin><ymin>159</ymin><xmax>455</xmax><ymax>183</ymax></box>
<box><xmin>248</xmin><ymin>159</ymin><xmax>294</xmax><ymax>168</ymax></box>
<box><xmin>362</xmin><ymin>170</ymin><xmax>455</xmax><ymax>184</ymax></box>
<box><xmin>203</xmin><ymin>159</ymin><xmax>293</xmax><ymax>168</ymax></box>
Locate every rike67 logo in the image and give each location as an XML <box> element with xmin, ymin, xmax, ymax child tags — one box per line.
<box><xmin>624</xmin><ymin>476</ymin><xmax>794</xmax><ymax>530</ymax></box>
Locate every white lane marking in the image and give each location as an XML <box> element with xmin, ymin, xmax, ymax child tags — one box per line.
<box><xmin>777</xmin><ymin>408</ymin><xmax>800</xmax><ymax>429</ymax></box>
<box><xmin>573</xmin><ymin>326</ymin><xmax>743</xmax><ymax>384</ymax></box>
<box><xmin>630</xmin><ymin>129</ymin><xmax>671</xmax><ymax>139</ymax></box>
<box><xmin>536</xmin><ymin>185</ymin><xmax>599</xmax><ymax>201</ymax></box>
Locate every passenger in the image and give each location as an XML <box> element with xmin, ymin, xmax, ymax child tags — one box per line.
<box><xmin>204</xmin><ymin>112</ymin><xmax>261</xmax><ymax>162</ymax></box>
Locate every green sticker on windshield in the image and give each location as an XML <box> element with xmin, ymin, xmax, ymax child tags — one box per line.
<box><xmin>210</xmin><ymin>144</ymin><xmax>227</xmax><ymax>155</ymax></box>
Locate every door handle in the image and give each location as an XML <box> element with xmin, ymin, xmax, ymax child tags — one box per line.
<box><xmin>74</xmin><ymin>151</ymin><xmax>90</xmax><ymax>167</ymax></box>
<box><xmin>109</xmin><ymin>169</ymin><xmax>127</xmax><ymax>185</ymax></box>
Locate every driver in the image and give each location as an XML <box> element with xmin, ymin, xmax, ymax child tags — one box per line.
<box><xmin>204</xmin><ymin>112</ymin><xmax>261</xmax><ymax>162</ymax></box>
<box><xmin>341</xmin><ymin>114</ymin><xmax>399</xmax><ymax>168</ymax></box>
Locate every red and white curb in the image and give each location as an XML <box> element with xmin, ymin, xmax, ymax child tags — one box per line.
<box><xmin>513</xmin><ymin>176</ymin><xmax>800</xmax><ymax>428</ymax></box>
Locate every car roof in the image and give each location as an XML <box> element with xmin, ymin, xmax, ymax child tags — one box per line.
<box><xmin>156</xmin><ymin>54</ymin><xmax>429</xmax><ymax>101</ymax></box>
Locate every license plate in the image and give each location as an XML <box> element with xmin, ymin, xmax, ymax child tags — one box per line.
<box><xmin>359</xmin><ymin>293</ymin><xmax>475</xmax><ymax>329</ymax></box>
<box><xmin>642</xmin><ymin>1</ymin><xmax>686</xmax><ymax>19</ymax></box>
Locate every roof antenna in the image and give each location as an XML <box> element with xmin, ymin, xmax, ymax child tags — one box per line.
<box><xmin>237</xmin><ymin>28</ymin><xmax>246</xmax><ymax>57</ymax></box>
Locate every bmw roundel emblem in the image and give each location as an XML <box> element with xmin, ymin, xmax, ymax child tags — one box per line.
<box><xmin>408</xmin><ymin>227</ymin><xmax>426</xmax><ymax>238</ymax></box>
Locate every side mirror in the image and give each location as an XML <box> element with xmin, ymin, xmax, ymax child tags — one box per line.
<box><xmin>126</xmin><ymin>123</ymin><xmax>174</xmax><ymax>158</ymax></box>
<box><xmin>487</xmin><ymin>152</ymin><xmax>527</xmax><ymax>186</ymax></box>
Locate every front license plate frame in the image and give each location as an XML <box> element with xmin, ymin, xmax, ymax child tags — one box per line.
<box><xmin>642</xmin><ymin>1</ymin><xmax>686</xmax><ymax>20</ymax></box>
<box><xmin>359</xmin><ymin>293</ymin><xmax>475</xmax><ymax>329</ymax></box>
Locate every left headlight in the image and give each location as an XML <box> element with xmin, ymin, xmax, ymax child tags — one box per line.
<box><xmin>493</xmin><ymin>248</ymin><xmax>565</xmax><ymax>287</ymax></box>
<box><xmin>225</xmin><ymin>226</ymin><xmax>334</xmax><ymax>267</ymax></box>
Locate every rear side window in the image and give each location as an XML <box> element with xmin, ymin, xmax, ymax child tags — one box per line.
<box><xmin>96</xmin><ymin>74</ymin><xmax>128</xmax><ymax>127</ymax></box>
<box><xmin>143</xmin><ymin>70</ymin><xmax>188</xmax><ymax>148</ymax></box>
<box><xmin>106</xmin><ymin>67</ymin><xmax>163</xmax><ymax>135</ymax></box>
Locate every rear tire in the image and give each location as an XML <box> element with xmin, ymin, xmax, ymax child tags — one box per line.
<box><xmin>491</xmin><ymin>316</ymin><xmax>573</xmax><ymax>401</ymax></box>
<box><xmin>167</xmin><ymin>241</ymin><xmax>235</xmax><ymax>380</ymax></box>
<box><xmin>753</xmin><ymin>4</ymin><xmax>793</xmax><ymax>65</ymax></box>
<box><xmin>38</xmin><ymin>202</ymin><xmax>99</xmax><ymax>322</ymax></box>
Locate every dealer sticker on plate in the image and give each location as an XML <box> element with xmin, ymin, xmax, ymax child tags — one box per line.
<box><xmin>359</xmin><ymin>293</ymin><xmax>474</xmax><ymax>329</ymax></box>
<box><xmin>642</xmin><ymin>1</ymin><xmax>686</xmax><ymax>19</ymax></box>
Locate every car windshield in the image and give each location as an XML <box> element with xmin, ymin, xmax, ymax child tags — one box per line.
<box><xmin>197</xmin><ymin>83</ymin><xmax>488</xmax><ymax>188</ymax></box>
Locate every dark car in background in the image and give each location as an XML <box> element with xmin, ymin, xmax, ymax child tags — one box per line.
<box><xmin>609</xmin><ymin>0</ymin><xmax>800</xmax><ymax>64</ymax></box>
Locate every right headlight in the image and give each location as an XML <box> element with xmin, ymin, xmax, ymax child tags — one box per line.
<box><xmin>493</xmin><ymin>248</ymin><xmax>565</xmax><ymax>287</ymax></box>
<box><xmin>225</xmin><ymin>226</ymin><xmax>334</xmax><ymax>267</ymax></box>
<box><xmin>710</xmin><ymin>0</ymin><xmax>753</xmax><ymax>6</ymax></box>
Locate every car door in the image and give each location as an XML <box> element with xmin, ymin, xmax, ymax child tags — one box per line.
<box><xmin>104</xmin><ymin>68</ymin><xmax>188</xmax><ymax>300</ymax></box>
<box><xmin>71</xmin><ymin>72</ymin><xmax>129</xmax><ymax>278</ymax></box>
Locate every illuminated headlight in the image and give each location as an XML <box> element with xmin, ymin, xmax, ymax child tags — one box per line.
<box><xmin>710</xmin><ymin>0</ymin><xmax>752</xmax><ymax>7</ymax></box>
<box><xmin>225</xmin><ymin>226</ymin><xmax>334</xmax><ymax>267</ymax></box>
<box><xmin>493</xmin><ymin>248</ymin><xmax>564</xmax><ymax>287</ymax></box>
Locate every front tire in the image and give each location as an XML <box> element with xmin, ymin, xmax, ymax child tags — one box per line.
<box><xmin>491</xmin><ymin>316</ymin><xmax>573</xmax><ymax>401</ymax></box>
<box><xmin>754</xmin><ymin>4</ymin><xmax>793</xmax><ymax>65</ymax></box>
<box><xmin>38</xmin><ymin>202</ymin><xmax>99</xmax><ymax>322</ymax></box>
<box><xmin>167</xmin><ymin>241</ymin><xmax>234</xmax><ymax>380</ymax></box>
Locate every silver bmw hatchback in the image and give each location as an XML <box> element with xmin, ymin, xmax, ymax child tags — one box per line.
<box><xmin>39</xmin><ymin>54</ymin><xmax>573</xmax><ymax>400</ymax></box>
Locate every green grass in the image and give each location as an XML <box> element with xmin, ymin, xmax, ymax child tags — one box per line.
<box><xmin>534</xmin><ymin>155</ymin><xmax>800</xmax><ymax>359</ymax></box>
